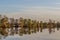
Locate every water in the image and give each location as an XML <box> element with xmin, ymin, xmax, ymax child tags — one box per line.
<box><xmin>1</xmin><ymin>28</ymin><xmax>60</xmax><ymax>40</ymax></box>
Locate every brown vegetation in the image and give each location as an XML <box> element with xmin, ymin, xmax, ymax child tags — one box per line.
<box><xmin>0</xmin><ymin>15</ymin><xmax>60</xmax><ymax>36</ymax></box>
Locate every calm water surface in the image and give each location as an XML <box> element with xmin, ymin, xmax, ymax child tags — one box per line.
<box><xmin>1</xmin><ymin>28</ymin><xmax>60</xmax><ymax>40</ymax></box>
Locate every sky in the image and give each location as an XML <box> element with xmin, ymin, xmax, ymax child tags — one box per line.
<box><xmin>0</xmin><ymin>0</ymin><xmax>60</xmax><ymax>22</ymax></box>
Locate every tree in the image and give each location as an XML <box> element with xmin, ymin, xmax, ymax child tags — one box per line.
<box><xmin>33</xmin><ymin>20</ymin><xmax>37</xmax><ymax>33</ymax></box>
<box><xmin>0</xmin><ymin>15</ymin><xmax>2</xmax><ymax>33</ymax></box>
<box><xmin>36</xmin><ymin>21</ymin><xmax>40</xmax><ymax>32</ymax></box>
<box><xmin>23</xmin><ymin>19</ymin><xmax>28</xmax><ymax>34</ymax></box>
<box><xmin>0</xmin><ymin>16</ymin><xmax>9</xmax><ymax>36</ymax></box>
<box><xmin>27</xmin><ymin>19</ymin><xmax>32</xmax><ymax>34</ymax></box>
<box><xmin>14</xmin><ymin>19</ymin><xmax>19</xmax><ymax>34</ymax></box>
<box><xmin>52</xmin><ymin>20</ymin><xmax>56</xmax><ymax>32</ymax></box>
<box><xmin>19</xmin><ymin>17</ymin><xmax>24</xmax><ymax>36</ymax></box>
<box><xmin>48</xmin><ymin>19</ymin><xmax>52</xmax><ymax>34</ymax></box>
<box><xmin>9</xmin><ymin>18</ymin><xmax>15</xmax><ymax>35</ymax></box>
<box><xmin>56</xmin><ymin>22</ymin><xmax>60</xmax><ymax>31</ymax></box>
<box><xmin>40</xmin><ymin>21</ymin><xmax>43</xmax><ymax>32</ymax></box>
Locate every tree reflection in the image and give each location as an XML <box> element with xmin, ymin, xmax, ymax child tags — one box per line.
<box><xmin>0</xmin><ymin>15</ymin><xmax>60</xmax><ymax>39</ymax></box>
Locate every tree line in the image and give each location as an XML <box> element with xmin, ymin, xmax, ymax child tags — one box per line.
<box><xmin>0</xmin><ymin>15</ymin><xmax>60</xmax><ymax>37</ymax></box>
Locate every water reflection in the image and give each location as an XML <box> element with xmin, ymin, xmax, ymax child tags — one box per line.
<box><xmin>0</xmin><ymin>15</ymin><xmax>60</xmax><ymax>39</ymax></box>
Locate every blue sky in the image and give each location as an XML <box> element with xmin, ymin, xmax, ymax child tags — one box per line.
<box><xmin>0</xmin><ymin>0</ymin><xmax>60</xmax><ymax>13</ymax></box>
<box><xmin>0</xmin><ymin>0</ymin><xmax>60</xmax><ymax>21</ymax></box>
<box><xmin>0</xmin><ymin>0</ymin><xmax>59</xmax><ymax>6</ymax></box>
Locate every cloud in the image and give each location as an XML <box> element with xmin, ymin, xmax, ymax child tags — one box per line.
<box><xmin>3</xmin><ymin>7</ymin><xmax>60</xmax><ymax>22</ymax></box>
<box><xmin>56</xmin><ymin>3</ymin><xmax>60</xmax><ymax>4</ymax></box>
